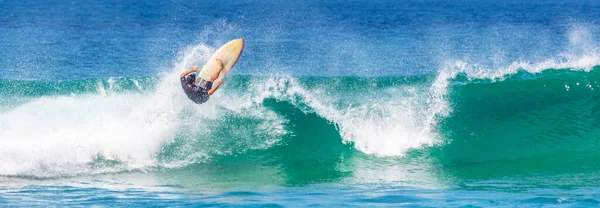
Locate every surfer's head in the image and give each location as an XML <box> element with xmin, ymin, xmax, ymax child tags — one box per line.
<box><xmin>186</xmin><ymin>74</ymin><xmax>196</xmax><ymax>85</ymax></box>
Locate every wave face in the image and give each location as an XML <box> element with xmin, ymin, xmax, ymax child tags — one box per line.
<box><xmin>429</xmin><ymin>67</ymin><xmax>600</xmax><ymax>177</ymax></box>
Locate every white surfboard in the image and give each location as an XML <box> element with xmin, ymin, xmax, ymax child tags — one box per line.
<box><xmin>196</xmin><ymin>38</ymin><xmax>245</xmax><ymax>83</ymax></box>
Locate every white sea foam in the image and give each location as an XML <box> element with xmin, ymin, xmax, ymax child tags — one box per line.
<box><xmin>0</xmin><ymin>64</ymin><xmax>199</xmax><ymax>176</ymax></box>
<box><xmin>0</xmin><ymin>41</ymin><xmax>286</xmax><ymax>177</ymax></box>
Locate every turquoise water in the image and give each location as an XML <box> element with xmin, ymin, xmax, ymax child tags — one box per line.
<box><xmin>3</xmin><ymin>0</ymin><xmax>600</xmax><ymax>206</ymax></box>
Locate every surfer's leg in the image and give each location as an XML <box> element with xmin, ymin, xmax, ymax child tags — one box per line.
<box><xmin>207</xmin><ymin>59</ymin><xmax>224</xmax><ymax>81</ymax></box>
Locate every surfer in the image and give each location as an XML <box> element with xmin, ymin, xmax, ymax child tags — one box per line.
<box><xmin>180</xmin><ymin>59</ymin><xmax>224</xmax><ymax>104</ymax></box>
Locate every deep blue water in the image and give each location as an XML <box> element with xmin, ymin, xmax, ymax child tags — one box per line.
<box><xmin>2</xmin><ymin>0</ymin><xmax>600</xmax><ymax>207</ymax></box>
<box><xmin>3</xmin><ymin>0</ymin><xmax>600</xmax><ymax>79</ymax></box>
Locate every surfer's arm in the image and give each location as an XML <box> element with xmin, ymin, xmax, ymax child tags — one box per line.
<box><xmin>207</xmin><ymin>79</ymin><xmax>222</xmax><ymax>95</ymax></box>
<box><xmin>180</xmin><ymin>66</ymin><xmax>198</xmax><ymax>78</ymax></box>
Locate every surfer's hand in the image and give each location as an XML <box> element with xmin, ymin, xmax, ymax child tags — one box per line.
<box><xmin>181</xmin><ymin>67</ymin><xmax>197</xmax><ymax>78</ymax></box>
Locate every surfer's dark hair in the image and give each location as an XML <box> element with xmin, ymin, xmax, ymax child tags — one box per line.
<box><xmin>186</xmin><ymin>74</ymin><xmax>196</xmax><ymax>85</ymax></box>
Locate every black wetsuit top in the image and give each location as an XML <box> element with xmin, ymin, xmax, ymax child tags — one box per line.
<box><xmin>181</xmin><ymin>76</ymin><xmax>212</xmax><ymax>104</ymax></box>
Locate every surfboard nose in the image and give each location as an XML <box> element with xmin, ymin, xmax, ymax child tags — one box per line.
<box><xmin>228</xmin><ymin>38</ymin><xmax>245</xmax><ymax>47</ymax></box>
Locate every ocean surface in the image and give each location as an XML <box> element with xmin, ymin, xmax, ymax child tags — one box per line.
<box><xmin>2</xmin><ymin>0</ymin><xmax>600</xmax><ymax>206</ymax></box>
